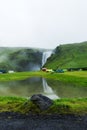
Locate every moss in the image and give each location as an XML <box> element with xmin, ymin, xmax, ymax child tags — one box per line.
<box><xmin>16</xmin><ymin>98</ymin><xmax>87</xmax><ymax>115</ymax></box>
<box><xmin>0</xmin><ymin>97</ymin><xmax>87</xmax><ymax>115</ymax></box>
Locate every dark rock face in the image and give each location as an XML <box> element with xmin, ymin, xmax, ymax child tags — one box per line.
<box><xmin>30</xmin><ymin>94</ymin><xmax>53</xmax><ymax>110</ymax></box>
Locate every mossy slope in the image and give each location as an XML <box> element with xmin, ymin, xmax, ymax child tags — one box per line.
<box><xmin>44</xmin><ymin>42</ymin><xmax>87</xmax><ymax>69</ymax></box>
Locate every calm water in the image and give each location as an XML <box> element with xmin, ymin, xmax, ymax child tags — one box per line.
<box><xmin>0</xmin><ymin>77</ymin><xmax>87</xmax><ymax>99</ymax></box>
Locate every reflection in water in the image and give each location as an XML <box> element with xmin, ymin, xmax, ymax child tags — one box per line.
<box><xmin>0</xmin><ymin>77</ymin><xmax>43</xmax><ymax>97</ymax></box>
<box><xmin>0</xmin><ymin>77</ymin><xmax>87</xmax><ymax>99</ymax></box>
<box><xmin>42</xmin><ymin>78</ymin><xmax>59</xmax><ymax>99</ymax></box>
<box><xmin>47</xmin><ymin>79</ymin><xmax>87</xmax><ymax>98</ymax></box>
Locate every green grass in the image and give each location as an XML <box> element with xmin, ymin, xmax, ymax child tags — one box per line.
<box><xmin>0</xmin><ymin>71</ymin><xmax>87</xmax><ymax>87</ymax></box>
<box><xmin>0</xmin><ymin>96</ymin><xmax>87</xmax><ymax>115</ymax></box>
<box><xmin>44</xmin><ymin>42</ymin><xmax>87</xmax><ymax>69</ymax></box>
<box><xmin>50</xmin><ymin>98</ymin><xmax>87</xmax><ymax>115</ymax></box>
<box><xmin>42</xmin><ymin>71</ymin><xmax>87</xmax><ymax>87</ymax></box>
<box><xmin>0</xmin><ymin>71</ymin><xmax>87</xmax><ymax>115</ymax></box>
<box><xmin>0</xmin><ymin>96</ymin><xmax>26</xmax><ymax>112</ymax></box>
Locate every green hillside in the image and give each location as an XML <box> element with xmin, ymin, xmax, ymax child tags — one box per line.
<box><xmin>0</xmin><ymin>47</ymin><xmax>42</xmax><ymax>72</ymax></box>
<box><xmin>44</xmin><ymin>42</ymin><xmax>87</xmax><ymax>70</ymax></box>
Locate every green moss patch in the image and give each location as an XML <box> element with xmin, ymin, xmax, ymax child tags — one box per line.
<box><xmin>0</xmin><ymin>96</ymin><xmax>87</xmax><ymax>115</ymax></box>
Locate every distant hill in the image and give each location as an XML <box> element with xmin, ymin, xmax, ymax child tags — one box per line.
<box><xmin>0</xmin><ymin>47</ymin><xmax>43</xmax><ymax>72</ymax></box>
<box><xmin>44</xmin><ymin>42</ymin><xmax>87</xmax><ymax>70</ymax></box>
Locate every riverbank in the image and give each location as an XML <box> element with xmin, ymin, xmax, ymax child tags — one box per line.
<box><xmin>0</xmin><ymin>71</ymin><xmax>87</xmax><ymax>87</ymax></box>
<box><xmin>0</xmin><ymin>112</ymin><xmax>87</xmax><ymax>130</ymax></box>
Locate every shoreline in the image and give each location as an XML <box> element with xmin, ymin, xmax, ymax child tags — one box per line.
<box><xmin>0</xmin><ymin>71</ymin><xmax>87</xmax><ymax>87</ymax></box>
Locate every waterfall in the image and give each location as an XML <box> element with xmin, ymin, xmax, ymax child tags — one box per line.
<box><xmin>42</xmin><ymin>78</ymin><xmax>59</xmax><ymax>99</ymax></box>
<box><xmin>42</xmin><ymin>50</ymin><xmax>52</xmax><ymax>67</ymax></box>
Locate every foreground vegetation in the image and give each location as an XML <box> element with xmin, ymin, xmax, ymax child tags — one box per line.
<box><xmin>0</xmin><ymin>71</ymin><xmax>87</xmax><ymax>115</ymax></box>
<box><xmin>0</xmin><ymin>96</ymin><xmax>87</xmax><ymax>115</ymax></box>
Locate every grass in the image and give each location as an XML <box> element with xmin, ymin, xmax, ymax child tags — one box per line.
<box><xmin>19</xmin><ymin>98</ymin><xmax>87</xmax><ymax>115</ymax></box>
<box><xmin>0</xmin><ymin>71</ymin><xmax>87</xmax><ymax>115</ymax></box>
<box><xmin>44</xmin><ymin>42</ymin><xmax>87</xmax><ymax>69</ymax></box>
<box><xmin>0</xmin><ymin>96</ymin><xmax>26</xmax><ymax>112</ymax></box>
<box><xmin>50</xmin><ymin>98</ymin><xmax>87</xmax><ymax>115</ymax></box>
<box><xmin>0</xmin><ymin>96</ymin><xmax>87</xmax><ymax>115</ymax></box>
<box><xmin>0</xmin><ymin>71</ymin><xmax>87</xmax><ymax>87</ymax></box>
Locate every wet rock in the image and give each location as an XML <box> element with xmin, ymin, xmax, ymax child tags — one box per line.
<box><xmin>30</xmin><ymin>94</ymin><xmax>53</xmax><ymax>110</ymax></box>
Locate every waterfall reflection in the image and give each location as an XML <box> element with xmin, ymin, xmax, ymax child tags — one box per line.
<box><xmin>42</xmin><ymin>78</ymin><xmax>59</xmax><ymax>99</ymax></box>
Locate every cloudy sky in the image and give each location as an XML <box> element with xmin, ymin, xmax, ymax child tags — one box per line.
<box><xmin>0</xmin><ymin>0</ymin><xmax>87</xmax><ymax>49</ymax></box>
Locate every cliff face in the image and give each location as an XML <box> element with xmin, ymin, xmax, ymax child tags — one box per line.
<box><xmin>44</xmin><ymin>42</ymin><xmax>87</xmax><ymax>69</ymax></box>
<box><xmin>0</xmin><ymin>47</ymin><xmax>43</xmax><ymax>72</ymax></box>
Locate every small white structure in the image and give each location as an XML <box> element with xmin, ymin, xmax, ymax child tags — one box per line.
<box><xmin>8</xmin><ymin>70</ymin><xmax>15</xmax><ymax>73</ymax></box>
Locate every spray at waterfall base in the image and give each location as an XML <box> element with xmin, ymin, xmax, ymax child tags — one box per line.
<box><xmin>41</xmin><ymin>50</ymin><xmax>53</xmax><ymax>72</ymax></box>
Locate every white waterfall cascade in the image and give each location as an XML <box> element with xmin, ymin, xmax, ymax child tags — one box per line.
<box><xmin>42</xmin><ymin>50</ymin><xmax>52</xmax><ymax>67</ymax></box>
<box><xmin>42</xmin><ymin>78</ymin><xmax>59</xmax><ymax>99</ymax></box>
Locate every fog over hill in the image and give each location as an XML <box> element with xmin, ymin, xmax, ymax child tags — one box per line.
<box><xmin>0</xmin><ymin>47</ymin><xmax>43</xmax><ymax>72</ymax></box>
<box><xmin>0</xmin><ymin>42</ymin><xmax>86</xmax><ymax>72</ymax></box>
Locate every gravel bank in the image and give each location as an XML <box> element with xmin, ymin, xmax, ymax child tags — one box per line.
<box><xmin>0</xmin><ymin>112</ymin><xmax>87</xmax><ymax>130</ymax></box>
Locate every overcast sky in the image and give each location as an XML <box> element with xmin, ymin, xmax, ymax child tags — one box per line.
<box><xmin>0</xmin><ymin>0</ymin><xmax>87</xmax><ymax>49</ymax></box>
